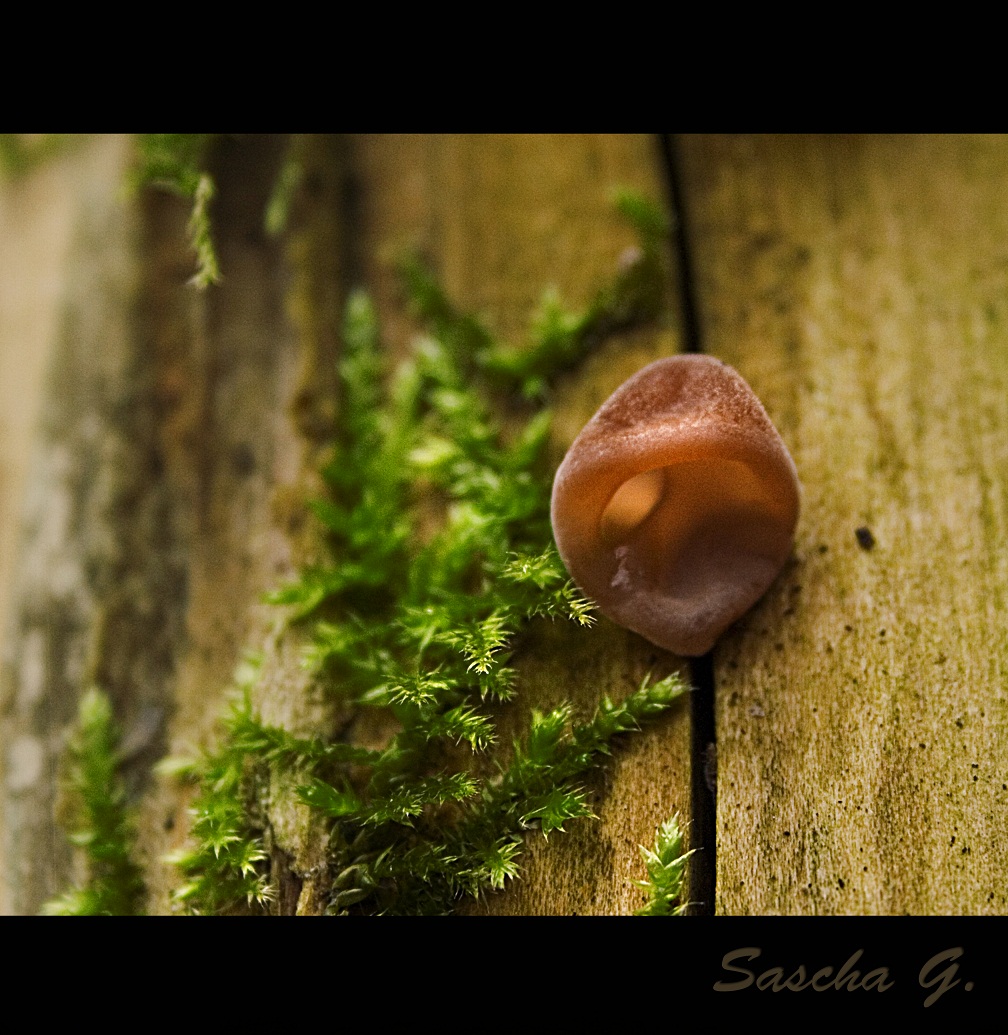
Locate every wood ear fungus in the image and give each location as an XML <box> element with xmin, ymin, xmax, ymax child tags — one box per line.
<box><xmin>550</xmin><ymin>355</ymin><xmax>800</xmax><ymax>656</ymax></box>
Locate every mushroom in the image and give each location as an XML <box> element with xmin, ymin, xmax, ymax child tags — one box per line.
<box><xmin>550</xmin><ymin>355</ymin><xmax>800</xmax><ymax>656</ymax></box>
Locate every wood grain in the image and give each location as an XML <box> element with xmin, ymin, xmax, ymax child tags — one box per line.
<box><xmin>0</xmin><ymin>134</ymin><xmax>701</xmax><ymax>915</ymax></box>
<box><xmin>348</xmin><ymin>134</ymin><xmax>696</xmax><ymax>914</ymax></box>
<box><xmin>0</xmin><ymin>136</ymin><xmax>342</xmax><ymax>914</ymax></box>
<box><xmin>677</xmin><ymin>134</ymin><xmax>1008</xmax><ymax>914</ymax></box>
<box><xmin>0</xmin><ymin>136</ymin><xmax>151</xmax><ymax>914</ymax></box>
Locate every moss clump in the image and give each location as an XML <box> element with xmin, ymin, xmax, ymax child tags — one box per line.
<box><xmin>41</xmin><ymin>688</ymin><xmax>146</xmax><ymax>916</ymax></box>
<box><xmin>167</xmin><ymin>191</ymin><xmax>688</xmax><ymax>915</ymax></box>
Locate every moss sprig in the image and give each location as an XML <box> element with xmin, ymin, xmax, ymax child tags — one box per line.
<box><xmin>162</xmin><ymin>658</ymin><xmax>275</xmax><ymax>915</ymax></box>
<box><xmin>40</xmin><ymin>688</ymin><xmax>146</xmax><ymax>916</ymax></box>
<box><xmin>132</xmin><ymin>134</ymin><xmax>221</xmax><ymax>289</ymax></box>
<box><xmin>634</xmin><ymin>813</ymin><xmax>694</xmax><ymax>916</ymax></box>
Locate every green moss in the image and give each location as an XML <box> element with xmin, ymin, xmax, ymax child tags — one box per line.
<box><xmin>40</xmin><ymin>688</ymin><xmax>146</xmax><ymax>916</ymax></box>
<box><xmin>634</xmin><ymin>813</ymin><xmax>693</xmax><ymax>916</ymax></box>
<box><xmin>42</xmin><ymin>145</ymin><xmax>686</xmax><ymax>914</ymax></box>
<box><xmin>0</xmin><ymin>133</ymin><xmax>78</xmax><ymax>177</ymax></box>
<box><xmin>131</xmin><ymin>134</ymin><xmax>221</xmax><ymax>288</ymax></box>
<box><xmin>167</xmin><ymin>189</ymin><xmax>689</xmax><ymax>915</ymax></box>
<box><xmin>160</xmin><ymin>658</ymin><xmax>275</xmax><ymax>915</ymax></box>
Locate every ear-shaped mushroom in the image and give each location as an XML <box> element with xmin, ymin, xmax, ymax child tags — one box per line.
<box><xmin>550</xmin><ymin>355</ymin><xmax>800</xmax><ymax>656</ymax></box>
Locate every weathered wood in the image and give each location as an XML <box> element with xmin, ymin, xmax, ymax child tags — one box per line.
<box><xmin>347</xmin><ymin>133</ymin><xmax>695</xmax><ymax>914</ymax></box>
<box><xmin>678</xmin><ymin>133</ymin><xmax>1008</xmax><ymax>914</ymax></box>
<box><xmin>0</xmin><ymin>139</ymin><xmax>125</xmax><ymax>913</ymax></box>
<box><xmin>0</xmin><ymin>135</ymin><xmax>342</xmax><ymax>915</ymax></box>
<box><xmin>137</xmin><ymin>134</ymin><xmax>344</xmax><ymax>916</ymax></box>
<box><xmin>16</xmin><ymin>134</ymin><xmax>1008</xmax><ymax>917</ymax></box>
<box><xmin>0</xmin><ymin>134</ymin><xmax>697</xmax><ymax>915</ymax></box>
<box><xmin>0</xmin><ymin>134</ymin><xmax>161</xmax><ymax>914</ymax></box>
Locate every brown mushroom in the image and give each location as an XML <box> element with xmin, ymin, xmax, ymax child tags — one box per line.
<box><xmin>550</xmin><ymin>354</ymin><xmax>800</xmax><ymax>656</ymax></box>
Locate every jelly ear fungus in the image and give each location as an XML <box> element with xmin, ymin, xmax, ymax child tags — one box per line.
<box><xmin>550</xmin><ymin>355</ymin><xmax>800</xmax><ymax>657</ymax></box>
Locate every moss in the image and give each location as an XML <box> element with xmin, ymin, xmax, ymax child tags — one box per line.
<box><xmin>43</xmin><ymin>137</ymin><xmax>690</xmax><ymax>915</ymax></box>
<box><xmin>634</xmin><ymin>813</ymin><xmax>692</xmax><ymax>915</ymax></box>
<box><xmin>40</xmin><ymin>688</ymin><xmax>146</xmax><ymax>916</ymax></box>
<box><xmin>164</xmin><ymin>181</ymin><xmax>689</xmax><ymax>915</ymax></box>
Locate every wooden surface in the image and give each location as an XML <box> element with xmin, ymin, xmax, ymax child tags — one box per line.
<box><xmin>341</xmin><ymin>134</ymin><xmax>695</xmax><ymax>916</ymax></box>
<box><xmin>3</xmin><ymin>134</ymin><xmax>1007</xmax><ymax>915</ymax></box>
<box><xmin>678</xmin><ymin>134</ymin><xmax>1008</xmax><ymax>914</ymax></box>
<box><xmin>0</xmin><ymin>135</ymin><xmax>144</xmax><ymax>913</ymax></box>
<box><xmin>0</xmin><ymin>134</ymin><xmax>695</xmax><ymax>915</ymax></box>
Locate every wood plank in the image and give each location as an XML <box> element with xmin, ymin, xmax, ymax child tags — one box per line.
<box><xmin>0</xmin><ymin>134</ymin><xmax>698</xmax><ymax>915</ymax></box>
<box><xmin>0</xmin><ymin>136</ymin><xmax>342</xmax><ymax>914</ymax></box>
<box><xmin>348</xmin><ymin>133</ymin><xmax>696</xmax><ymax>914</ymax></box>
<box><xmin>0</xmin><ymin>136</ymin><xmax>148</xmax><ymax>914</ymax></box>
<box><xmin>138</xmin><ymin>135</ymin><xmax>343</xmax><ymax>915</ymax></box>
<box><xmin>677</xmin><ymin>133</ymin><xmax>1008</xmax><ymax>914</ymax></box>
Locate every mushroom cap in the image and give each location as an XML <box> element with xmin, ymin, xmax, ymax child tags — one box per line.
<box><xmin>550</xmin><ymin>354</ymin><xmax>800</xmax><ymax>656</ymax></box>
